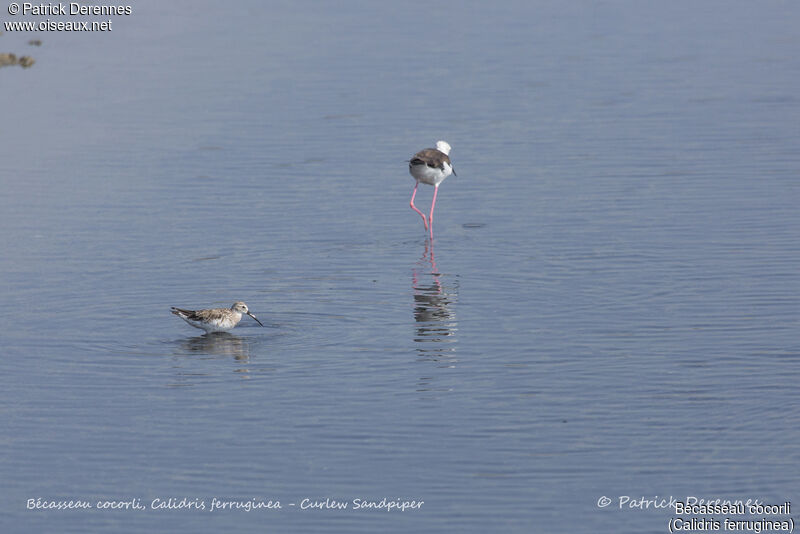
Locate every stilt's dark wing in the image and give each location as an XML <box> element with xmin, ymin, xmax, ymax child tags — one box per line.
<box><xmin>409</xmin><ymin>148</ymin><xmax>451</xmax><ymax>171</ymax></box>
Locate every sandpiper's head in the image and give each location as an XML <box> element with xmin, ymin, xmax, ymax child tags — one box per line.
<box><xmin>435</xmin><ymin>140</ymin><xmax>452</xmax><ymax>155</ymax></box>
<box><xmin>231</xmin><ymin>301</ymin><xmax>264</xmax><ymax>326</ymax></box>
<box><xmin>231</xmin><ymin>302</ymin><xmax>249</xmax><ymax>314</ymax></box>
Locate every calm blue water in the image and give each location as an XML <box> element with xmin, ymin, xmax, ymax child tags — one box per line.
<box><xmin>1</xmin><ymin>1</ymin><xmax>799</xmax><ymax>532</ymax></box>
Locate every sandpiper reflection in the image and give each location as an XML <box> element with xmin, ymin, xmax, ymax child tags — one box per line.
<box><xmin>168</xmin><ymin>333</ymin><xmax>254</xmax><ymax>384</ymax></box>
<box><xmin>179</xmin><ymin>332</ymin><xmax>251</xmax><ymax>362</ymax></box>
<box><xmin>182</xmin><ymin>332</ymin><xmax>250</xmax><ymax>361</ymax></box>
<box><xmin>412</xmin><ymin>241</ymin><xmax>458</xmax><ymax>368</ymax></box>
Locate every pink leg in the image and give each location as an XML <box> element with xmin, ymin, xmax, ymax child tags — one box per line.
<box><xmin>428</xmin><ymin>185</ymin><xmax>439</xmax><ymax>240</ymax></box>
<box><xmin>410</xmin><ymin>182</ymin><xmax>428</xmax><ymax>230</ymax></box>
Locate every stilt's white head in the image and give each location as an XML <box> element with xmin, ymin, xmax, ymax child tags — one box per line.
<box><xmin>435</xmin><ymin>140</ymin><xmax>452</xmax><ymax>155</ymax></box>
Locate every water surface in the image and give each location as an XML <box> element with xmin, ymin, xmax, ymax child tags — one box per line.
<box><xmin>1</xmin><ymin>1</ymin><xmax>798</xmax><ymax>532</ymax></box>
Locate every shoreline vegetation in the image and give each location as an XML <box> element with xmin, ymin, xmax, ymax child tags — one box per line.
<box><xmin>0</xmin><ymin>32</ymin><xmax>38</xmax><ymax>69</ymax></box>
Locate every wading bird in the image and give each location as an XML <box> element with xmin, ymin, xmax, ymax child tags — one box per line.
<box><xmin>171</xmin><ymin>301</ymin><xmax>263</xmax><ymax>333</ymax></box>
<box><xmin>409</xmin><ymin>140</ymin><xmax>456</xmax><ymax>239</ymax></box>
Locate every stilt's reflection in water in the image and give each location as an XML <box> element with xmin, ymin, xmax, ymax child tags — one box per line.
<box><xmin>412</xmin><ymin>241</ymin><xmax>458</xmax><ymax>378</ymax></box>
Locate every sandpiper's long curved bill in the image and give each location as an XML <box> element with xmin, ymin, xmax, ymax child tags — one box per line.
<box><xmin>247</xmin><ymin>311</ymin><xmax>264</xmax><ymax>327</ymax></box>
